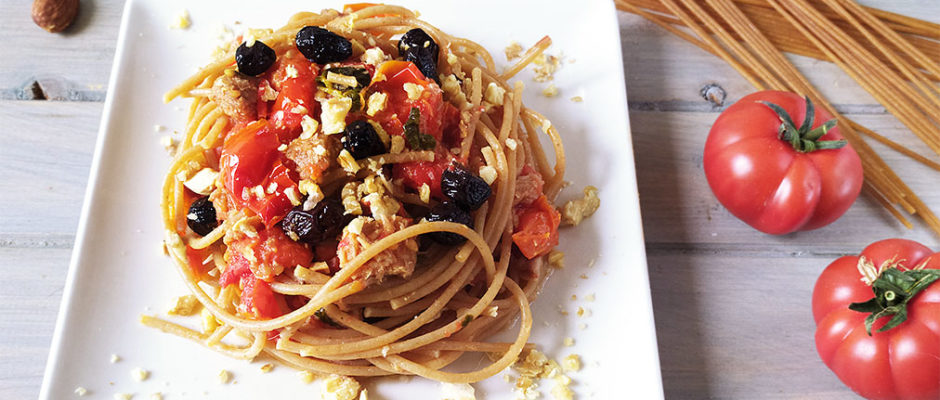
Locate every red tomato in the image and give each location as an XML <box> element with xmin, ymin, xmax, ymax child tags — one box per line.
<box><xmin>369</xmin><ymin>60</ymin><xmax>452</xmax><ymax>141</ymax></box>
<box><xmin>512</xmin><ymin>195</ymin><xmax>561</xmax><ymax>259</ymax></box>
<box><xmin>392</xmin><ymin>147</ymin><xmax>453</xmax><ymax>199</ymax></box>
<box><xmin>703</xmin><ymin>91</ymin><xmax>863</xmax><ymax>234</ymax></box>
<box><xmin>813</xmin><ymin>239</ymin><xmax>940</xmax><ymax>400</ymax></box>
<box><xmin>219</xmin><ymin>253</ymin><xmax>284</xmax><ymax>319</ymax></box>
<box><xmin>267</xmin><ymin>52</ymin><xmax>320</xmax><ymax>142</ymax></box>
<box><xmin>219</xmin><ymin>121</ymin><xmax>299</xmax><ymax>227</ymax></box>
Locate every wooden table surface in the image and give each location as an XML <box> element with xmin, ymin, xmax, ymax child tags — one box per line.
<box><xmin>2</xmin><ymin>1</ymin><xmax>938</xmax><ymax>399</ymax></box>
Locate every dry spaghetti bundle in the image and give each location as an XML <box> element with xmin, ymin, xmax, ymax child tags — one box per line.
<box><xmin>617</xmin><ymin>0</ymin><xmax>940</xmax><ymax>235</ymax></box>
<box><xmin>150</xmin><ymin>4</ymin><xmax>567</xmax><ymax>383</ymax></box>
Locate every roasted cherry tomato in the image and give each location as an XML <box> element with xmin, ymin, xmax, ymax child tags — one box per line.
<box><xmin>703</xmin><ymin>91</ymin><xmax>863</xmax><ymax>234</ymax></box>
<box><xmin>219</xmin><ymin>254</ymin><xmax>284</xmax><ymax>319</ymax></box>
<box><xmin>813</xmin><ymin>239</ymin><xmax>940</xmax><ymax>400</ymax></box>
<box><xmin>512</xmin><ymin>195</ymin><xmax>561</xmax><ymax>259</ymax></box>
<box><xmin>266</xmin><ymin>52</ymin><xmax>320</xmax><ymax>142</ymax></box>
<box><xmin>219</xmin><ymin>121</ymin><xmax>299</xmax><ymax>227</ymax></box>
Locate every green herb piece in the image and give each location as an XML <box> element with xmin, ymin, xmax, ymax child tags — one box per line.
<box><xmin>314</xmin><ymin>307</ymin><xmax>342</xmax><ymax>328</ymax></box>
<box><xmin>404</xmin><ymin>107</ymin><xmax>436</xmax><ymax>150</ymax></box>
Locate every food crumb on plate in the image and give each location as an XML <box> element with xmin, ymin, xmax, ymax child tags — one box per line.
<box><xmin>167</xmin><ymin>294</ymin><xmax>201</xmax><ymax>316</ymax></box>
<box><xmin>584</xmin><ymin>293</ymin><xmax>595</xmax><ymax>302</ymax></box>
<box><xmin>110</xmin><ymin>354</ymin><xmax>121</xmax><ymax>363</ymax></box>
<box><xmin>440</xmin><ymin>382</ymin><xmax>476</xmax><ymax>400</ymax></box>
<box><xmin>322</xmin><ymin>374</ymin><xmax>361</xmax><ymax>400</ymax></box>
<box><xmin>548</xmin><ymin>250</ymin><xmax>564</xmax><ymax>269</ymax></box>
<box><xmin>570</xmin><ymin>96</ymin><xmax>583</xmax><ymax>103</ymax></box>
<box><xmin>113</xmin><ymin>393</ymin><xmax>133</xmax><ymax>400</ymax></box>
<box><xmin>504</xmin><ymin>41</ymin><xmax>523</xmax><ymax>60</ymax></box>
<box><xmin>131</xmin><ymin>367</ymin><xmax>150</xmax><ymax>382</ymax></box>
<box><xmin>562</xmin><ymin>355</ymin><xmax>582</xmax><ymax>372</ymax></box>
<box><xmin>563</xmin><ymin>337</ymin><xmax>575</xmax><ymax>347</ymax></box>
<box><xmin>170</xmin><ymin>9</ymin><xmax>191</xmax><ymax>30</ymax></box>
<box><xmin>74</xmin><ymin>386</ymin><xmax>89</xmax><ymax>396</ymax></box>
<box><xmin>298</xmin><ymin>370</ymin><xmax>316</xmax><ymax>384</ymax></box>
<box><xmin>260</xmin><ymin>363</ymin><xmax>274</xmax><ymax>373</ymax></box>
<box><xmin>150</xmin><ymin>393</ymin><xmax>162</xmax><ymax>400</ymax></box>
<box><xmin>218</xmin><ymin>369</ymin><xmax>232</xmax><ymax>384</ymax></box>
<box><xmin>562</xmin><ymin>186</ymin><xmax>600</xmax><ymax>226</ymax></box>
<box><xmin>541</xmin><ymin>84</ymin><xmax>558</xmax><ymax>98</ymax></box>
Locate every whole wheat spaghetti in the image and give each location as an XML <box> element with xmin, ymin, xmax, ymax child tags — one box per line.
<box><xmin>152</xmin><ymin>4</ymin><xmax>567</xmax><ymax>383</ymax></box>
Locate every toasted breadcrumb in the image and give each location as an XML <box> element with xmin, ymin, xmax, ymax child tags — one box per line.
<box><xmin>510</xmin><ymin>349</ymin><xmax>579</xmax><ymax>400</ymax></box>
<box><xmin>440</xmin><ymin>382</ymin><xmax>476</xmax><ymax>400</ymax></box>
<box><xmin>131</xmin><ymin>368</ymin><xmax>150</xmax><ymax>382</ymax></box>
<box><xmin>541</xmin><ymin>84</ymin><xmax>558</xmax><ymax>98</ymax></box>
<box><xmin>218</xmin><ymin>369</ymin><xmax>232</xmax><ymax>384</ymax></box>
<box><xmin>548</xmin><ymin>250</ymin><xmax>564</xmax><ymax>269</ymax></box>
<box><xmin>563</xmin><ymin>337</ymin><xmax>575</xmax><ymax>347</ymax></box>
<box><xmin>110</xmin><ymin>354</ymin><xmax>121</xmax><ymax>363</ymax></box>
<box><xmin>479</xmin><ymin>166</ymin><xmax>498</xmax><ymax>185</ymax></box>
<box><xmin>167</xmin><ymin>294</ymin><xmax>201</xmax><ymax>316</ymax></box>
<box><xmin>570</xmin><ymin>96</ymin><xmax>583</xmax><ymax>103</ymax></box>
<box><xmin>322</xmin><ymin>374</ymin><xmax>361</xmax><ymax>400</ymax></box>
<box><xmin>562</xmin><ymin>355</ymin><xmax>582</xmax><ymax>372</ymax></box>
<box><xmin>504</xmin><ymin>41</ymin><xmax>524</xmax><ymax>60</ymax></box>
<box><xmin>170</xmin><ymin>9</ymin><xmax>191</xmax><ymax>30</ymax></box>
<box><xmin>74</xmin><ymin>387</ymin><xmax>89</xmax><ymax>396</ymax></box>
<box><xmin>260</xmin><ymin>363</ymin><xmax>275</xmax><ymax>373</ymax></box>
<box><xmin>533</xmin><ymin>53</ymin><xmax>562</xmax><ymax>82</ymax></box>
<box><xmin>299</xmin><ymin>370</ymin><xmax>316</xmax><ymax>384</ymax></box>
<box><xmin>562</xmin><ymin>186</ymin><xmax>600</xmax><ymax>226</ymax></box>
<box><xmin>113</xmin><ymin>394</ymin><xmax>132</xmax><ymax>400</ymax></box>
<box><xmin>484</xmin><ymin>83</ymin><xmax>506</xmax><ymax>106</ymax></box>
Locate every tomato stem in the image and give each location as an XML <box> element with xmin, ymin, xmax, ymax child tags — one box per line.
<box><xmin>758</xmin><ymin>97</ymin><xmax>846</xmax><ymax>153</ymax></box>
<box><xmin>849</xmin><ymin>267</ymin><xmax>940</xmax><ymax>335</ymax></box>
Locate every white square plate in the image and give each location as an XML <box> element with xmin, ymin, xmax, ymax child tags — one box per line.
<box><xmin>40</xmin><ymin>0</ymin><xmax>662</xmax><ymax>398</ymax></box>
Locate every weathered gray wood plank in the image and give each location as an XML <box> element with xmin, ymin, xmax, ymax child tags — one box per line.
<box><xmin>0</xmin><ymin>101</ymin><xmax>99</xmax><ymax>239</ymax></box>
<box><xmin>649</xmin><ymin>252</ymin><xmax>855</xmax><ymax>399</ymax></box>
<box><xmin>0</xmin><ymin>247</ymin><xmax>71</xmax><ymax>400</ymax></box>
<box><xmin>0</xmin><ymin>0</ymin><xmax>125</xmax><ymax>101</ymax></box>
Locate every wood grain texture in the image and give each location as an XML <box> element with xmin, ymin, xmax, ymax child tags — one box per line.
<box><xmin>1</xmin><ymin>0</ymin><xmax>939</xmax><ymax>399</ymax></box>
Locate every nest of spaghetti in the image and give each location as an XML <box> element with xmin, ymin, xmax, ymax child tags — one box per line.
<box><xmin>153</xmin><ymin>4</ymin><xmax>567</xmax><ymax>383</ymax></box>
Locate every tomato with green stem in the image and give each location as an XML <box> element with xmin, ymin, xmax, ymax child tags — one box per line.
<box><xmin>813</xmin><ymin>239</ymin><xmax>940</xmax><ymax>400</ymax></box>
<box><xmin>703</xmin><ymin>91</ymin><xmax>863</xmax><ymax>234</ymax></box>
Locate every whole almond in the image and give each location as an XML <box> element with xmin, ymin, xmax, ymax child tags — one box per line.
<box><xmin>32</xmin><ymin>0</ymin><xmax>79</xmax><ymax>33</ymax></box>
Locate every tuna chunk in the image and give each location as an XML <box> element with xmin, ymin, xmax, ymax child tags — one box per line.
<box><xmin>209</xmin><ymin>74</ymin><xmax>259</xmax><ymax>123</ymax></box>
<box><xmin>513</xmin><ymin>165</ymin><xmax>545</xmax><ymax>207</ymax></box>
<box><xmin>285</xmin><ymin>133</ymin><xmax>341</xmax><ymax>182</ymax></box>
<box><xmin>337</xmin><ymin>215</ymin><xmax>418</xmax><ymax>284</ymax></box>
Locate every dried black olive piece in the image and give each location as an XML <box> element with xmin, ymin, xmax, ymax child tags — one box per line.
<box><xmin>424</xmin><ymin>201</ymin><xmax>473</xmax><ymax>245</ymax></box>
<box><xmin>187</xmin><ymin>196</ymin><xmax>218</xmax><ymax>236</ymax></box>
<box><xmin>398</xmin><ymin>28</ymin><xmax>440</xmax><ymax>83</ymax></box>
<box><xmin>235</xmin><ymin>40</ymin><xmax>277</xmax><ymax>76</ymax></box>
<box><xmin>282</xmin><ymin>198</ymin><xmax>346</xmax><ymax>244</ymax></box>
<box><xmin>295</xmin><ymin>26</ymin><xmax>353</xmax><ymax>64</ymax></box>
<box><xmin>441</xmin><ymin>162</ymin><xmax>491</xmax><ymax>211</ymax></box>
<box><xmin>342</xmin><ymin>120</ymin><xmax>386</xmax><ymax>159</ymax></box>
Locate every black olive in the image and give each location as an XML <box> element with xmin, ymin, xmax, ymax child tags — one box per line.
<box><xmin>441</xmin><ymin>163</ymin><xmax>491</xmax><ymax>211</ymax></box>
<box><xmin>235</xmin><ymin>40</ymin><xmax>277</xmax><ymax>76</ymax></box>
<box><xmin>295</xmin><ymin>26</ymin><xmax>353</xmax><ymax>64</ymax></box>
<box><xmin>342</xmin><ymin>120</ymin><xmax>386</xmax><ymax>159</ymax></box>
<box><xmin>282</xmin><ymin>198</ymin><xmax>346</xmax><ymax>244</ymax></box>
<box><xmin>424</xmin><ymin>201</ymin><xmax>473</xmax><ymax>245</ymax></box>
<box><xmin>186</xmin><ymin>196</ymin><xmax>218</xmax><ymax>236</ymax></box>
<box><xmin>398</xmin><ymin>28</ymin><xmax>440</xmax><ymax>83</ymax></box>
